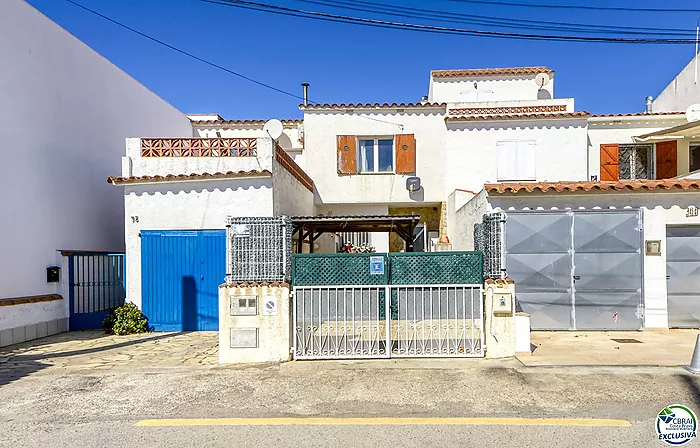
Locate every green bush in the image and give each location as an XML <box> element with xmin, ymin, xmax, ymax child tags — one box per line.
<box><xmin>103</xmin><ymin>302</ymin><xmax>150</xmax><ymax>335</ymax></box>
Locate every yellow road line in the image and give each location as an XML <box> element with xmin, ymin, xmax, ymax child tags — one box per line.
<box><xmin>134</xmin><ymin>417</ymin><xmax>632</xmax><ymax>428</ymax></box>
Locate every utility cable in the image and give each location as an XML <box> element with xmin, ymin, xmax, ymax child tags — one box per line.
<box><xmin>63</xmin><ymin>0</ymin><xmax>306</xmax><ymax>101</ymax></box>
<box><xmin>202</xmin><ymin>0</ymin><xmax>697</xmax><ymax>44</ymax></box>
<box><xmin>444</xmin><ymin>0</ymin><xmax>700</xmax><ymax>14</ymax></box>
<box><xmin>305</xmin><ymin>0</ymin><xmax>696</xmax><ymax>36</ymax></box>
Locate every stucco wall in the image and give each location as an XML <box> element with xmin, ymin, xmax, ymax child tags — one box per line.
<box><xmin>429</xmin><ymin>75</ymin><xmax>554</xmax><ymax>103</ymax></box>
<box><xmin>587</xmin><ymin>118</ymin><xmax>689</xmax><ymax>179</ymax></box>
<box><xmin>653</xmin><ymin>54</ymin><xmax>700</xmax><ymax>112</ymax></box>
<box><xmin>444</xmin><ymin>118</ymin><xmax>589</xmax><ymax>193</ymax></box>
<box><xmin>489</xmin><ymin>191</ymin><xmax>700</xmax><ymax>329</ymax></box>
<box><xmin>123</xmin><ymin>178</ymin><xmax>273</xmax><ymax>308</ymax></box>
<box><xmin>302</xmin><ymin>109</ymin><xmax>447</xmax><ymax>205</ymax></box>
<box><xmin>447</xmin><ymin>189</ymin><xmax>488</xmax><ymax>251</ymax></box>
<box><xmin>0</xmin><ymin>0</ymin><xmax>192</xmax><ymax>301</ymax></box>
<box><xmin>125</xmin><ymin>137</ymin><xmax>274</xmax><ymax>178</ymax></box>
<box><xmin>272</xmin><ymin>161</ymin><xmax>315</xmax><ymax>217</ymax></box>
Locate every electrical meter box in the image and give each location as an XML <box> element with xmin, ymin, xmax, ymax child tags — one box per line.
<box><xmin>492</xmin><ymin>293</ymin><xmax>513</xmax><ymax>315</ymax></box>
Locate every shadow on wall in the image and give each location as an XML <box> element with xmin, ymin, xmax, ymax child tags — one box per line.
<box><xmin>182</xmin><ymin>276</ymin><xmax>198</xmax><ymax>332</ymax></box>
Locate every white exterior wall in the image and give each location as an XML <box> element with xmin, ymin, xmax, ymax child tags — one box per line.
<box><xmin>489</xmin><ymin>191</ymin><xmax>700</xmax><ymax>329</ymax></box>
<box><xmin>272</xmin><ymin>162</ymin><xmax>315</xmax><ymax>217</ymax></box>
<box><xmin>653</xmin><ymin>54</ymin><xmax>700</xmax><ymax>112</ymax></box>
<box><xmin>429</xmin><ymin>75</ymin><xmax>554</xmax><ymax>103</ymax></box>
<box><xmin>302</xmin><ymin>109</ymin><xmax>447</xmax><ymax>205</ymax></box>
<box><xmin>123</xmin><ymin>178</ymin><xmax>274</xmax><ymax>308</ymax></box>
<box><xmin>587</xmin><ymin>118</ymin><xmax>688</xmax><ymax>179</ymax></box>
<box><xmin>444</xmin><ymin>118</ymin><xmax>589</xmax><ymax>193</ymax></box>
<box><xmin>0</xmin><ymin>0</ymin><xmax>192</xmax><ymax>309</ymax></box>
<box><xmin>447</xmin><ymin>189</ymin><xmax>487</xmax><ymax>251</ymax></box>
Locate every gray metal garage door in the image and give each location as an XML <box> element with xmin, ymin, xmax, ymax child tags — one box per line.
<box><xmin>506</xmin><ymin>210</ymin><xmax>643</xmax><ymax>330</ymax></box>
<box><xmin>667</xmin><ymin>226</ymin><xmax>700</xmax><ymax>328</ymax></box>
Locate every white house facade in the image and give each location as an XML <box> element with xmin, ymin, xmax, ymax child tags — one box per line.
<box><xmin>112</xmin><ymin>62</ymin><xmax>700</xmax><ymax>332</ymax></box>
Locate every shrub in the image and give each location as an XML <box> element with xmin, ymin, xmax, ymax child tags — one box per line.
<box><xmin>103</xmin><ymin>302</ymin><xmax>150</xmax><ymax>335</ymax></box>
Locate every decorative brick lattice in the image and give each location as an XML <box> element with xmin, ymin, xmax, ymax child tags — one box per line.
<box><xmin>141</xmin><ymin>138</ymin><xmax>257</xmax><ymax>157</ymax></box>
<box><xmin>449</xmin><ymin>105</ymin><xmax>567</xmax><ymax>116</ymax></box>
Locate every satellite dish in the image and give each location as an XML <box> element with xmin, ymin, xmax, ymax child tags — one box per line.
<box><xmin>535</xmin><ymin>72</ymin><xmax>550</xmax><ymax>88</ymax></box>
<box><xmin>263</xmin><ymin>119</ymin><xmax>284</xmax><ymax>140</ymax></box>
<box><xmin>686</xmin><ymin>104</ymin><xmax>700</xmax><ymax>122</ymax></box>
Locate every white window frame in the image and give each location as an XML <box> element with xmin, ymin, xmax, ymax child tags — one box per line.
<box><xmin>690</xmin><ymin>142</ymin><xmax>700</xmax><ymax>172</ymax></box>
<box><xmin>496</xmin><ymin>140</ymin><xmax>537</xmax><ymax>182</ymax></box>
<box><xmin>357</xmin><ymin>136</ymin><xmax>395</xmax><ymax>174</ymax></box>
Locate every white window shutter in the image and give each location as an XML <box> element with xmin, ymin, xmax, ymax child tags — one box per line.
<box><xmin>497</xmin><ymin>141</ymin><xmax>516</xmax><ymax>180</ymax></box>
<box><xmin>518</xmin><ymin>141</ymin><xmax>537</xmax><ymax>180</ymax></box>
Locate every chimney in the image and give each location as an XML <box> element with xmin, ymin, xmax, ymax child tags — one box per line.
<box><xmin>301</xmin><ymin>82</ymin><xmax>310</xmax><ymax>106</ymax></box>
<box><xmin>645</xmin><ymin>96</ymin><xmax>653</xmax><ymax>114</ymax></box>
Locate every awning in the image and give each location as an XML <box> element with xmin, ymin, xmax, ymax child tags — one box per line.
<box><xmin>291</xmin><ymin>215</ymin><xmax>421</xmax><ymax>253</ymax></box>
<box><xmin>634</xmin><ymin>120</ymin><xmax>700</xmax><ymax>142</ymax></box>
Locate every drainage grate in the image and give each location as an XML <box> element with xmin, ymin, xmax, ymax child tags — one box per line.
<box><xmin>611</xmin><ymin>338</ymin><xmax>642</xmax><ymax>344</ymax></box>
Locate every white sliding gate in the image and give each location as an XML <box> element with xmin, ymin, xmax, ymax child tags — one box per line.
<box><xmin>293</xmin><ymin>285</ymin><xmax>484</xmax><ymax>359</ymax></box>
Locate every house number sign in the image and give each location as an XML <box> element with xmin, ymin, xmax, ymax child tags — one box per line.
<box><xmin>687</xmin><ymin>206</ymin><xmax>699</xmax><ymax>218</ymax></box>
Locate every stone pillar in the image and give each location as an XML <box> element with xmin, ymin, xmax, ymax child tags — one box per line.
<box><xmin>218</xmin><ymin>282</ymin><xmax>291</xmax><ymax>364</ymax></box>
<box><xmin>484</xmin><ymin>278</ymin><xmax>516</xmax><ymax>359</ymax></box>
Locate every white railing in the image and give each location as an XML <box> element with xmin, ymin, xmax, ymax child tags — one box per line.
<box><xmin>293</xmin><ymin>284</ymin><xmax>484</xmax><ymax>359</ymax></box>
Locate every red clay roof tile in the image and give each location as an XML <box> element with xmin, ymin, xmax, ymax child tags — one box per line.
<box><xmin>486</xmin><ymin>180</ymin><xmax>700</xmax><ymax>194</ymax></box>
<box><xmin>432</xmin><ymin>67</ymin><xmax>553</xmax><ymax>78</ymax></box>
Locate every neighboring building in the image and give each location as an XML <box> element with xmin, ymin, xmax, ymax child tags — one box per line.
<box><xmin>653</xmin><ymin>53</ymin><xmax>700</xmax><ymax>113</ymax></box>
<box><xmin>0</xmin><ymin>0</ymin><xmax>192</xmax><ymax>346</ymax></box>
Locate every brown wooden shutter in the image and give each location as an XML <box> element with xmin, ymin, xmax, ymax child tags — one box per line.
<box><xmin>655</xmin><ymin>140</ymin><xmax>678</xmax><ymax>179</ymax></box>
<box><xmin>395</xmin><ymin>134</ymin><xmax>416</xmax><ymax>174</ymax></box>
<box><xmin>337</xmin><ymin>135</ymin><xmax>357</xmax><ymax>174</ymax></box>
<box><xmin>600</xmin><ymin>144</ymin><xmax>619</xmax><ymax>181</ymax></box>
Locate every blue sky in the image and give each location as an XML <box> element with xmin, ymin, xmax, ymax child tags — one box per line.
<box><xmin>27</xmin><ymin>0</ymin><xmax>700</xmax><ymax>119</ymax></box>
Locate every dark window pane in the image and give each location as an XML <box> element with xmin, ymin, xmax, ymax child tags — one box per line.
<box><xmin>377</xmin><ymin>139</ymin><xmax>393</xmax><ymax>172</ymax></box>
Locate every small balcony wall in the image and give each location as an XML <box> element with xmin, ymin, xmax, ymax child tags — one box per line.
<box><xmin>122</xmin><ymin>136</ymin><xmax>274</xmax><ymax>178</ymax></box>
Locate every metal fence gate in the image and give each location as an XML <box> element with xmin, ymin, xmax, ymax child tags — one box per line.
<box><xmin>292</xmin><ymin>252</ymin><xmax>484</xmax><ymax>359</ymax></box>
<box><xmin>68</xmin><ymin>253</ymin><xmax>126</xmax><ymax>330</ymax></box>
<box><xmin>505</xmin><ymin>210</ymin><xmax>643</xmax><ymax>330</ymax></box>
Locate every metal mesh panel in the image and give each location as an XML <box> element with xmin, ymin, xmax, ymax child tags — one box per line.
<box><xmin>388</xmin><ymin>252</ymin><xmax>483</xmax><ymax>285</ymax></box>
<box><xmin>293</xmin><ymin>254</ymin><xmax>388</xmax><ymax>286</ymax></box>
<box><xmin>226</xmin><ymin>216</ymin><xmax>292</xmax><ymax>283</ymax></box>
<box><xmin>482</xmin><ymin>212</ymin><xmax>505</xmax><ymax>279</ymax></box>
<box><xmin>619</xmin><ymin>145</ymin><xmax>653</xmax><ymax>180</ymax></box>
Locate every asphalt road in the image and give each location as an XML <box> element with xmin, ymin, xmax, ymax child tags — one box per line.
<box><xmin>1</xmin><ymin>361</ymin><xmax>698</xmax><ymax>447</ymax></box>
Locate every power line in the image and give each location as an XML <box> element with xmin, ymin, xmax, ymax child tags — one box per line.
<box><xmin>444</xmin><ymin>0</ymin><xmax>700</xmax><ymax>13</ymax></box>
<box><xmin>62</xmin><ymin>0</ymin><xmax>305</xmax><ymax>101</ymax></box>
<box><xmin>303</xmin><ymin>0</ymin><xmax>696</xmax><ymax>37</ymax></box>
<box><xmin>201</xmin><ymin>0</ymin><xmax>697</xmax><ymax>44</ymax></box>
<box><xmin>61</xmin><ymin>0</ymin><xmax>409</xmax><ymax>128</ymax></box>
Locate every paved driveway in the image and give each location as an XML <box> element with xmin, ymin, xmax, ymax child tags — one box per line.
<box><xmin>0</xmin><ymin>331</ymin><xmax>218</xmax><ymax>377</ymax></box>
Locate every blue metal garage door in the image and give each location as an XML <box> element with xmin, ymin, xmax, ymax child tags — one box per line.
<box><xmin>141</xmin><ymin>230</ymin><xmax>226</xmax><ymax>331</ymax></box>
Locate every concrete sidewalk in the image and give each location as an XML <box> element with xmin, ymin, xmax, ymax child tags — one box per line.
<box><xmin>518</xmin><ymin>329</ymin><xmax>700</xmax><ymax>367</ymax></box>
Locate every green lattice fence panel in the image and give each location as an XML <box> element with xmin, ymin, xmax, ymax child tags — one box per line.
<box><xmin>292</xmin><ymin>253</ymin><xmax>388</xmax><ymax>286</ymax></box>
<box><xmin>388</xmin><ymin>252</ymin><xmax>484</xmax><ymax>285</ymax></box>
